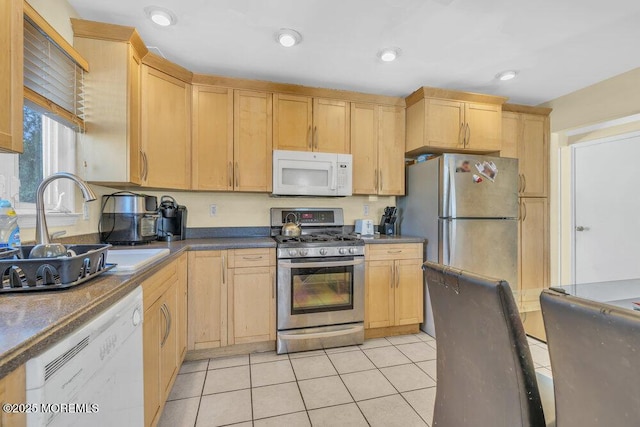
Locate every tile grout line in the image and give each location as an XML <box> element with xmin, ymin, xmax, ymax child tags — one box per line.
<box><xmin>192</xmin><ymin>358</ymin><xmax>210</xmax><ymax>427</ymax></box>
<box><xmin>287</xmin><ymin>350</ymin><xmax>314</xmax><ymax>426</ymax></box>
<box><xmin>325</xmin><ymin>346</ymin><xmax>372</xmax><ymax>427</ymax></box>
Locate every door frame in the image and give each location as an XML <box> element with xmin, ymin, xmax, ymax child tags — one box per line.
<box><xmin>570</xmin><ymin>130</ymin><xmax>640</xmax><ymax>284</ymax></box>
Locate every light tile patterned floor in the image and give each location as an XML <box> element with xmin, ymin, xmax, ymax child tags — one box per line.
<box><xmin>159</xmin><ymin>332</ymin><xmax>551</xmax><ymax>427</ymax></box>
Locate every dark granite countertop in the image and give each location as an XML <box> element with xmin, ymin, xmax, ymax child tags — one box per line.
<box><xmin>0</xmin><ymin>237</ymin><xmax>276</xmax><ymax>379</ymax></box>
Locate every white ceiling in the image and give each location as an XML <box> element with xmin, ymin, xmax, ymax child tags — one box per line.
<box><xmin>68</xmin><ymin>0</ymin><xmax>640</xmax><ymax>105</ymax></box>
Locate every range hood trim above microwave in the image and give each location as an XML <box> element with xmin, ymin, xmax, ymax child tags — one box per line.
<box><xmin>272</xmin><ymin>150</ymin><xmax>353</xmax><ymax>197</ymax></box>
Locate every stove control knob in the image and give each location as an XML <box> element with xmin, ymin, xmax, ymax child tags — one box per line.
<box><xmin>288</xmin><ymin>249</ymin><xmax>298</xmax><ymax>256</ymax></box>
<box><xmin>349</xmin><ymin>247</ymin><xmax>357</xmax><ymax>254</ymax></box>
<box><xmin>338</xmin><ymin>248</ymin><xmax>347</xmax><ymax>255</ymax></box>
<box><xmin>319</xmin><ymin>248</ymin><xmax>328</xmax><ymax>255</ymax></box>
<box><xmin>299</xmin><ymin>249</ymin><xmax>309</xmax><ymax>256</ymax></box>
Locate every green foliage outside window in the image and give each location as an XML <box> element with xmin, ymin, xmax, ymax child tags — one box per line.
<box><xmin>20</xmin><ymin>106</ymin><xmax>43</xmax><ymax>203</ymax></box>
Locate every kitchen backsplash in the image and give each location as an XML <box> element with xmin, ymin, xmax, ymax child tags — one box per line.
<box><xmin>18</xmin><ymin>185</ymin><xmax>395</xmax><ymax>241</ymax></box>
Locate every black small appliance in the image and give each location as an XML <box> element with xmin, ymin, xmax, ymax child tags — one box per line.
<box><xmin>379</xmin><ymin>206</ymin><xmax>397</xmax><ymax>235</ymax></box>
<box><xmin>100</xmin><ymin>192</ymin><xmax>159</xmax><ymax>245</ymax></box>
<box><xmin>157</xmin><ymin>196</ymin><xmax>187</xmax><ymax>241</ymax></box>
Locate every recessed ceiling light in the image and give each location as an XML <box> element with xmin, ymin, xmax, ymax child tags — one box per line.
<box><xmin>378</xmin><ymin>48</ymin><xmax>401</xmax><ymax>62</ymax></box>
<box><xmin>276</xmin><ymin>29</ymin><xmax>302</xmax><ymax>47</ymax></box>
<box><xmin>496</xmin><ymin>70</ymin><xmax>518</xmax><ymax>81</ymax></box>
<box><xmin>144</xmin><ymin>6</ymin><xmax>177</xmax><ymax>27</ymax></box>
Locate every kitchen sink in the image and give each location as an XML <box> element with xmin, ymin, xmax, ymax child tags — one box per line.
<box><xmin>106</xmin><ymin>248</ymin><xmax>170</xmax><ymax>273</ymax></box>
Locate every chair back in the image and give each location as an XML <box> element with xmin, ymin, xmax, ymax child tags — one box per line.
<box><xmin>541</xmin><ymin>289</ymin><xmax>640</xmax><ymax>427</ymax></box>
<box><xmin>424</xmin><ymin>261</ymin><xmax>546</xmax><ymax>427</ymax></box>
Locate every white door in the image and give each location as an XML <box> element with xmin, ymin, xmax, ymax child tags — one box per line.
<box><xmin>572</xmin><ymin>131</ymin><xmax>640</xmax><ymax>284</ymax></box>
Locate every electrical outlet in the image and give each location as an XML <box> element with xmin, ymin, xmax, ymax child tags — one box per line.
<box><xmin>363</xmin><ymin>204</ymin><xmax>369</xmax><ymax>216</ymax></box>
<box><xmin>209</xmin><ymin>204</ymin><xmax>217</xmax><ymax>217</ymax></box>
<box><xmin>82</xmin><ymin>202</ymin><xmax>89</xmax><ymax>220</ymax></box>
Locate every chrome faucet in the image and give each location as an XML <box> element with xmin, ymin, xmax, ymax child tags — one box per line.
<box><xmin>35</xmin><ymin>172</ymin><xmax>97</xmax><ymax>245</ymax></box>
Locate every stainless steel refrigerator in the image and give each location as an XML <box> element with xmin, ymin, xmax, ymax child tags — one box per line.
<box><xmin>398</xmin><ymin>153</ymin><xmax>519</xmax><ymax>336</ymax></box>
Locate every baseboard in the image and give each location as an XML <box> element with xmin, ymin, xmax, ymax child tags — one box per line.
<box><xmin>365</xmin><ymin>324</ymin><xmax>420</xmax><ymax>339</ymax></box>
<box><xmin>185</xmin><ymin>340</ymin><xmax>276</xmax><ymax>361</ymax></box>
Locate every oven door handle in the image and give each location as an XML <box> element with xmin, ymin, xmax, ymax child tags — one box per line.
<box><xmin>278</xmin><ymin>259</ymin><xmax>364</xmax><ymax>269</ymax></box>
<box><xmin>278</xmin><ymin>324</ymin><xmax>364</xmax><ymax>340</ymax></box>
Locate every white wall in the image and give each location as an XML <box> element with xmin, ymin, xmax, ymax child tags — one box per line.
<box><xmin>542</xmin><ymin>67</ymin><xmax>640</xmax><ymax>284</ymax></box>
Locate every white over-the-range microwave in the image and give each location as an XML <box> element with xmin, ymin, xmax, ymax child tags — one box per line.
<box><xmin>272</xmin><ymin>150</ymin><xmax>353</xmax><ymax>197</ymax></box>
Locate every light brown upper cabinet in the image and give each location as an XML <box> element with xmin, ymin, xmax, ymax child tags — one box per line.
<box><xmin>192</xmin><ymin>86</ymin><xmax>233</xmax><ymax>190</ymax></box>
<box><xmin>351</xmin><ymin>103</ymin><xmax>405</xmax><ymax>195</ymax></box>
<box><xmin>141</xmin><ymin>62</ymin><xmax>192</xmax><ymax>190</ymax></box>
<box><xmin>0</xmin><ymin>0</ymin><xmax>23</xmax><ymax>154</ymax></box>
<box><xmin>73</xmin><ymin>19</ymin><xmax>147</xmax><ymax>185</ymax></box>
<box><xmin>405</xmin><ymin>86</ymin><xmax>506</xmax><ymax>156</ymax></box>
<box><xmin>273</xmin><ymin>94</ymin><xmax>350</xmax><ymax>153</ymax></box>
<box><xmin>234</xmin><ymin>90</ymin><xmax>273</xmax><ymax>192</ymax></box>
<box><xmin>501</xmin><ymin>104</ymin><xmax>551</xmax><ymax>197</ymax></box>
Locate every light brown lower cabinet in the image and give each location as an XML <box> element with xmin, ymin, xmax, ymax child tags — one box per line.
<box><xmin>187</xmin><ymin>248</ymin><xmax>276</xmax><ymax>350</ymax></box>
<box><xmin>0</xmin><ymin>365</ymin><xmax>26</xmax><ymax>427</ymax></box>
<box><xmin>365</xmin><ymin>244</ymin><xmax>423</xmax><ymax>330</ymax></box>
<box><xmin>143</xmin><ymin>254</ymin><xmax>187</xmax><ymax>427</ymax></box>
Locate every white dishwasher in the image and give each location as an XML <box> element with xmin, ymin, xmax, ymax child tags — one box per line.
<box><xmin>26</xmin><ymin>286</ymin><xmax>144</xmax><ymax>427</ymax></box>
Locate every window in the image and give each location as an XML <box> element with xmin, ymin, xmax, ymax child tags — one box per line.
<box><xmin>0</xmin><ymin>106</ymin><xmax>77</xmax><ymax>217</ymax></box>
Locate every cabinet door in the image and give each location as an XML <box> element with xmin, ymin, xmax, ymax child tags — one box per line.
<box><xmin>143</xmin><ymin>299</ymin><xmax>161</xmax><ymax>427</ymax></box>
<box><xmin>127</xmin><ymin>45</ymin><xmax>142</xmax><ymax>185</ymax></box>
<box><xmin>465</xmin><ymin>102</ymin><xmax>501</xmax><ymax>151</ymax></box>
<box><xmin>351</xmin><ymin>103</ymin><xmax>378</xmax><ymax>194</ymax></box>
<box><xmin>0</xmin><ymin>0</ymin><xmax>23</xmax><ymax>153</ymax></box>
<box><xmin>378</xmin><ymin>105</ymin><xmax>405</xmax><ymax>196</ymax></box>
<box><xmin>234</xmin><ymin>90</ymin><xmax>273</xmax><ymax>192</ymax></box>
<box><xmin>0</xmin><ymin>365</ymin><xmax>26</xmax><ymax>427</ymax></box>
<box><xmin>425</xmin><ymin>99</ymin><xmax>465</xmax><ymax>149</ymax></box>
<box><xmin>228</xmin><ymin>266</ymin><xmax>276</xmax><ymax>344</ymax></box>
<box><xmin>500</xmin><ymin>112</ymin><xmax>520</xmax><ymax>159</ymax></box>
<box><xmin>176</xmin><ymin>254</ymin><xmax>188</xmax><ymax>361</ymax></box>
<box><xmin>395</xmin><ymin>259</ymin><xmax>424</xmax><ymax>325</ymax></box>
<box><xmin>192</xmin><ymin>86</ymin><xmax>233</xmax><ymax>190</ymax></box>
<box><xmin>142</xmin><ymin>66</ymin><xmax>191</xmax><ymax>189</ymax></box>
<box><xmin>520</xmin><ymin>115</ymin><xmax>548</xmax><ymax>197</ymax></box>
<box><xmin>187</xmin><ymin>251</ymin><xmax>227</xmax><ymax>350</ymax></box>
<box><xmin>313</xmin><ymin>98</ymin><xmax>350</xmax><ymax>153</ymax></box>
<box><xmin>519</xmin><ymin>198</ymin><xmax>548</xmax><ymax>304</ymax></box>
<box><xmin>366</xmin><ymin>260</ymin><xmax>394</xmax><ymax>328</ymax></box>
<box><xmin>273</xmin><ymin>94</ymin><xmax>313</xmax><ymax>151</ymax></box>
<box><xmin>160</xmin><ymin>282</ymin><xmax>179</xmax><ymax>401</ymax></box>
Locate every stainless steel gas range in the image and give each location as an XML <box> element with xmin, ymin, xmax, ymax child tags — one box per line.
<box><xmin>271</xmin><ymin>208</ymin><xmax>365</xmax><ymax>354</ymax></box>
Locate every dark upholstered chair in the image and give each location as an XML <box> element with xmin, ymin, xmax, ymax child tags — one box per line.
<box><xmin>541</xmin><ymin>289</ymin><xmax>640</xmax><ymax>427</ymax></box>
<box><xmin>423</xmin><ymin>261</ymin><xmax>552</xmax><ymax>427</ymax></box>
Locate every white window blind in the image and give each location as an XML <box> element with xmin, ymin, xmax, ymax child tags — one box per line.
<box><xmin>22</xmin><ymin>13</ymin><xmax>87</xmax><ymax>131</ymax></box>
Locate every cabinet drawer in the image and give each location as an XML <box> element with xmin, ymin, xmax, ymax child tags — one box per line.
<box><xmin>142</xmin><ymin>259</ymin><xmax>178</xmax><ymax>311</ymax></box>
<box><xmin>366</xmin><ymin>244</ymin><xmax>422</xmax><ymax>261</ymax></box>
<box><xmin>228</xmin><ymin>248</ymin><xmax>275</xmax><ymax>268</ymax></box>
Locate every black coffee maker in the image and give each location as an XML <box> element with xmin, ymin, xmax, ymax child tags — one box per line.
<box><xmin>157</xmin><ymin>196</ymin><xmax>187</xmax><ymax>241</ymax></box>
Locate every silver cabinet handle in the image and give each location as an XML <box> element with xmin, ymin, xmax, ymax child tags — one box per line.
<box><xmin>518</xmin><ymin>174</ymin><xmax>523</xmax><ymax>193</ymax></box>
<box><xmin>387</xmin><ymin>250</ymin><xmax>402</xmax><ymax>254</ymax></box>
<box><xmin>307</xmin><ymin>125</ymin><xmax>312</xmax><ymax>149</ymax></box>
<box><xmin>379</xmin><ymin>170</ymin><xmax>383</xmax><ymax>191</ymax></box>
<box><xmin>522</xmin><ymin>174</ymin><xmax>527</xmax><ymax>192</ymax></box>
<box><xmin>222</xmin><ymin>254</ymin><xmax>226</xmax><ymax>284</ymax></box>
<box><xmin>140</xmin><ymin>150</ymin><xmax>148</xmax><ymax>181</ymax></box>
<box><xmin>160</xmin><ymin>304</ymin><xmax>169</xmax><ymax>347</ymax></box>
<box><xmin>459</xmin><ymin>122</ymin><xmax>465</xmax><ymax>147</ymax></box>
<box><xmin>313</xmin><ymin>126</ymin><xmax>318</xmax><ymax>150</ymax></box>
<box><xmin>235</xmin><ymin>161</ymin><xmax>239</xmax><ymax>188</ymax></box>
<box><xmin>166</xmin><ymin>302</ymin><xmax>172</xmax><ymax>340</ymax></box>
<box><xmin>271</xmin><ymin>271</ymin><xmax>275</xmax><ymax>299</ymax></box>
<box><xmin>395</xmin><ymin>263</ymin><xmax>400</xmax><ymax>288</ymax></box>
<box><xmin>374</xmin><ymin>169</ymin><xmax>378</xmax><ymax>191</ymax></box>
<box><xmin>390</xmin><ymin>264</ymin><xmax>394</xmax><ymax>288</ymax></box>
<box><xmin>465</xmin><ymin>123</ymin><xmax>470</xmax><ymax>147</ymax></box>
<box><xmin>522</xmin><ymin>200</ymin><xmax>528</xmax><ymax>222</ymax></box>
<box><xmin>228</xmin><ymin>162</ymin><xmax>232</xmax><ymax>188</ymax></box>
<box><xmin>242</xmin><ymin>256</ymin><xmax>263</xmax><ymax>261</ymax></box>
